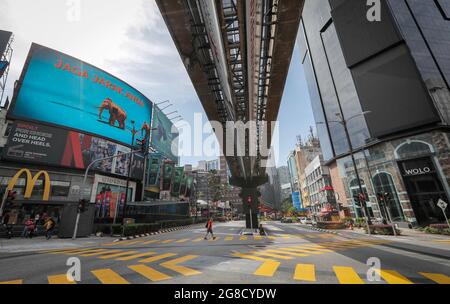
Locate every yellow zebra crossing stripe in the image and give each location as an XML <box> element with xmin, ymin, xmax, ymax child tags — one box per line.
<box><xmin>232</xmin><ymin>252</ymin><xmax>280</xmax><ymax>277</ymax></box>
<box><xmin>160</xmin><ymin>239</ymin><xmax>174</xmax><ymax>244</ymax></box>
<box><xmin>254</xmin><ymin>236</ymin><xmax>263</xmax><ymax>240</ymax></box>
<box><xmin>333</xmin><ymin>266</ymin><xmax>365</xmax><ymax>284</ymax></box>
<box><xmin>240</xmin><ymin>236</ymin><xmax>248</xmax><ymax>240</ymax></box>
<box><xmin>175</xmin><ymin>238</ymin><xmax>190</xmax><ymax>243</ymax></box>
<box><xmin>0</xmin><ymin>280</ymin><xmax>23</xmax><ymax>284</ymax></box>
<box><xmin>128</xmin><ymin>264</ymin><xmax>171</xmax><ymax>282</ymax></box>
<box><xmin>225</xmin><ymin>236</ymin><xmax>233</xmax><ymax>241</ymax></box>
<box><xmin>115</xmin><ymin>252</ymin><xmax>157</xmax><ymax>261</ymax></box>
<box><xmin>248</xmin><ymin>251</ymin><xmax>293</xmax><ymax>260</ymax></box>
<box><xmin>419</xmin><ymin>272</ymin><xmax>450</xmax><ymax>284</ymax></box>
<box><xmin>142</xmin><ymin>240</ymin><xmax>159</xmax><ymax>245</ymax></box>
<box><xmin>79</xmin><ymin>249</ymin><xmax>115</xmax><ymax>257</ymax></box>
<box><xmin>91</xmin><ymin>269</ymin><xmax>129</xmax><ymax>284</ymax></box>
<box><xmin>294</xmin><ymin>264</ymin><xmax>316</xmax><ymax>282</ymax></box>
<box><xmin>160</xmin><ymin>255</ymin><xmax>201</xmax><ymax>276</ymax></box>
<box><xmin>265</xmin><ymin>249</ymin><xmax>308</xmax><ymax>257</ymax></box>
<box><xmin>193</xmin><ymin>237</ymin><xmax>204</xmax><ymax>242</ymax></box>
<box><xmin>139</xmin><ymin>253</ymin><xmax>177</xmax><ymax>263</ymax></box>
<box><xmin>48</xmin><ymin>274</ymin><xmax>76</xmax><ymax>284</ymax></box>
<box><xmin>99</xmin><ymin>251</ymin><xmax>139</xmax><ymax>259</ymax></box>
<box><xmin>378</xmin><ymin>270</ymin><xmax>413</xmax><ymax>284</ymax></box>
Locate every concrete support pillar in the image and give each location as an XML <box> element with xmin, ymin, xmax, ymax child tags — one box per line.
<box><xmin>241</xmin><ymin>187</ymin><xmax>259</xmax><ymax>229</ymax></box>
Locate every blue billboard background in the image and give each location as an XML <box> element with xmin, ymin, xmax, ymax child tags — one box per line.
<box><xmin>292</xmin><ymin>191</ymin><xmax>302</xmax><ymax>211</ymax></box>
<box><xmin>151</xmin><ymin>106</ymin><xmax>179</xmax><ymax>162</ymax></box>
<box><xmin>9</xmin><ymin>44</ymin><xmax>153</xmax><ymax>146</ymax></box>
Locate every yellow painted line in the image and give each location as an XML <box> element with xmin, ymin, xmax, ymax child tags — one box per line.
<box><xmin>240</xmin><ymin>236</ymin><xmax>248</xmax><ymax>241</ymax></box>
<box><xmin>48</xmin><ymin>274</ymin><xmax>76</xmax><ymax>284</ymax></box>
<box><xmin>419</xmin><ymin>272</ymin><xmax>450</xmax><ymax>284</ymax></box>
<box><xmin>79</xmin><ymin>249</ymin><xmax>116</xmax><ymax>257</ymax></box>
<box><xmin>142</xmin><ymin>240</ymin><xmax>159</xmax><ymax>245</ymax></box>
<box><xmin>267</xmin><ymin>236</ymin><xmax>276</xmax><ymax>240</ymax></box>
<box><xmin>318</xmin><ymin>234</ymin><xmax>335</xmax><ymax>238</ymax></box>
<box><xmin>161</xmin><ymin>255</ymin><xmax>201</xmax><ymax>276</ymax></box>
<box><xmin>160</xmin><ymin>239</ymin><xmax>174</xmax><ymax>244</ymax></box>
<box><xmin>99</xmin><ymin>251</ymin><xmax>139</xmax><ymax>259</ymax></box>
<box><xmin>128</xmin><ymin>264</ymin><xmax>171</xmax><ymax>282</ymax></box>
<box><xmin>208</xmin><ymin>236</ymin><xmax>219</xmax><ymax>241</ymax></box>
<box><xmin>232</xmin><ymin>253</ymin><xmax>272</xmax><ymax>262</ymax></box>
<box><xmin>120</xmin><ymin>240</ymin><xmax>143</xmax><ymax>245</ymax></box>
<box><xmin>61</xmin><ymin>248</ymin><xmax>107</xmax><ymax>255</ymax></box>
<box><xmin>225</xmin><ymin>236</ymin><xmax>233</xmax><ymax>241</ymax></box>
<box><xmin>433</xmin><ymin>240</ymin><xmax>450</xmax><ymax>244</ymax></box>
<box><xmin>249</xmin><ymin>251</ymin><xmax>293</xmax><ymax>260</ymax></box>
<box><xmin>333</xmin><ymin>266</ymin><xmax>365</xmax><ymax>284</ymax></box>
<box><xmin>91</xmin><ymin>269</ymin><xmax>129</xmax><ymax>284</ymax></box>
<box><xmin>254</xmin><ymin>236</ymin><xmax>263</xmax><ymax>240</ymax></box>
<box><xmin>274</xmin><ymin>234</ymin><xmax>290</xmax><ymax>239</ymax></box>
<box><xmin>0</xmin><ymin>280</ymin><xmax>23</xmax><ymax>284</ymax></box>
<box><xmin>286</xmin><ymin>247</ymin><xmax>331</xmax><ymax>255</ymax></box>
<box><xmin>378</xmin><ymin>270</ymin><xmax>413</xmax><ymax>284</ymax></box>
<box><xmin>139</xmin><ymin>253</ymin><xmax>177</xmax><ymax>263</ymax></box>
<box><xmin>294</xmin><ymin>264</ymin><xmax>316</xmax><ymax>282</ymax></box>
<box><xmin>46</xmin><ymin>248</ymin><xmax>95</xmax><ymax>254</ymax></box>
<box><xmin>175</xmin><ymin>238</ymin><xmax>191</xmax><ymax>243</ymax></box>
<box><xmin>115</xmin><ymin>252</ymin><xmax>156</xmax><ymax>261</ymax></box>
<box><xmin>193</xmin><ymin>237</ymin><xmax>204</xmax><ymax>242</ymax></box>
<box><xmin>265</xmin><ymin>249</ymin><xmax>308</xmax><ymax>257</ymax></box>
<box><xmin>254</xmin><ymin>260</ymin><xmax>280</xmax><ymax>277</ymax></box>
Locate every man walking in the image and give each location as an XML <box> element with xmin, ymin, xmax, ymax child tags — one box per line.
<box><xmin>204</xmin><ymin>218</ymin><xmax>216</xmax><ymax>240</ymax></box>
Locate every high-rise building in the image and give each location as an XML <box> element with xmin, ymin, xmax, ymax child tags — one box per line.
<box><xmin>287</xmin><ymin>151</ymin><xmax>300</xmax><ymax>193</ymax></box>
<box><xmin>298</xmin><ymin>0</ymin><xmax>450</xmax><ymax>227</ymax></box>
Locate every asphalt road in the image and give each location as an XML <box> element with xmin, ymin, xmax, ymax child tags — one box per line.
<box><xmin>0</xmin><ymin>221</ymin><xmax>449</xmax><ymax>284</ymax></box>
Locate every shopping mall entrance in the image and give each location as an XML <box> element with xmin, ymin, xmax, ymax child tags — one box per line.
<box><xmin>398</xmin><ymin>157</ymin><xmax>450</xmax><ymax>226</ymax></box>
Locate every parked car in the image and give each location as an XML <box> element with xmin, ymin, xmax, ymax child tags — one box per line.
<box><xmin>304</xmin><ymin>218</ymin><xmax>313</xmax><ymax>225</ymax></box>
<box><xmin>281</xmin><ymin>217</ymin><xmax>293</xmax><ymax>223</ymax></box>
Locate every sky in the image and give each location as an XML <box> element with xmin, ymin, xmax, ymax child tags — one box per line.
<box><xmin>0</xmin><ymin>0</ymin><xmax>315</xmax><ymax>168</ymax></box>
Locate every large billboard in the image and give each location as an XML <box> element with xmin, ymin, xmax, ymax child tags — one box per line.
<box><xmin>8</xmin><ymin>43</ymin><xmax>153</xmax><ymax>147</ymax></box>
<box><xmin>151</xmin><ymin>106</ymin><xmax>179</xmax><ymax>162</ymax></box>
<box><xmin>292</xmin><ymin>191</ymin><xmax>302</xmax><ymax>211</ymax></box>
<box><xmin>3</xmin><ymin>121</ymin><xmax>144</xmax><ymax>180</ymax></box>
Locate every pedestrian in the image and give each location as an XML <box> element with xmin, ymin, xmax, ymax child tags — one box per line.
<box><xmin>2</xmin><ymin>212</ymin><xmax>12</xmax><ymax>239</ymax></box>
<box><xmin>44</xmin><ymin>217</ymin><xmax>55</xmax><ymax>240</ymax></box>
<box><xmin>204</xmin><ymin>218</ymin><xmax>216</xmax><ymax>240</ymax></box>
<box><xmin>24</xmin><ymin>218</ymin><xmax>35</xmax><ymax>239</ymax></box>
<box><xmin>34</xmin><ymin>213</ymin><xmax>40</xmax><ymax>235</ymax></box>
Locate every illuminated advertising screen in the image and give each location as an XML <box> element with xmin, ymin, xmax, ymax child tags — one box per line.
<box><xmin>9</xmin><ymin>44</ymin><xmax>153</xmax><ymax>147</ymax></box>
<box><xmin>151</xmin><ymin>106</ymin><xmax>179</xmax><ymax>162</ymax></box>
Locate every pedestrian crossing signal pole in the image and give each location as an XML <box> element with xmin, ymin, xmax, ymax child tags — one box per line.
<box><xmin>247</xmin><ymin>196</ymin><xmax>253</xmax><ymax>231</ymax></box>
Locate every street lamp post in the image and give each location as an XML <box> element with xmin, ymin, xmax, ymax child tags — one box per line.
<box><xmin>122</xmin><ymin>120</ymin><xmax>137</xmax><ymax>223</ymax></box>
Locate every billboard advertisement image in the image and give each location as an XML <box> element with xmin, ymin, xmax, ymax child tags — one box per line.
<box><xmin>292</xmin><ymin>191</ymin><xmax>302</xmax><ymax>211</ymax></box>
<box><xmin>151</xmin><ymin>106</ymin><xmax>179</xmax><ymax>162</ymax></box>
<box><xmin>171</xmin><ymin>166</ymin><xmax>184</xmax><ymax>197</ymax></box>
<box><xmin>147</xmin><ymin>153</ymin><xmax>163</xmax><ymax>186</ymax></box>
<box><xmin>3</xmin><ymin>121</ymin><xmax>144</xmax><ymax>179</ymax></box>
<box><xmin>9</xmin><ymin>44</ymin><xmax>153</xmax><ymax>146</ymax></box>
<box><xmin>161</xmin><ymin>161</ymin><xmax>175</xmax><ymax>191</ymax></box>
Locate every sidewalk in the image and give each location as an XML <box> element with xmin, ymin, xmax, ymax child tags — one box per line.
<box><xmin>0</xmin><ymin>235</ymin><xmax>115</xmax><ymax>254</ymax></box>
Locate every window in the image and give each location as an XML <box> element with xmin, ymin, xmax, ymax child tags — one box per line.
<box><xmin>372</xmin><ymin>172</ymin><xmax>405</xmax><ymax>221</ymax></box>
<box><xmin>395</xmin><ymin>141</ymin><xmax>434</xmax><ymax>159</ymax></box>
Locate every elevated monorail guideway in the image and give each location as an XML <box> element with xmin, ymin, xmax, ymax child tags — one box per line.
<box><xmin>156</xmin><ymin>0</ymin><xmax>303</xmax><ymax>227</ymax></box>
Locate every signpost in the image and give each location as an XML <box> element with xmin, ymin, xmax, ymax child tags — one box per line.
<box><xmin>437</xmin><ymin>199</ymin><xmax>449</xmax><ymax>229</ymax></box>
<box><xmin>247</xmin><ymin>196</ymin><xmax>253</xmax><ymax>230</ymax></box>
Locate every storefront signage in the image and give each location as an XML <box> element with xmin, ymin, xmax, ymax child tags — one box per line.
<box><xmin>403</xmin><ymin>166</ymin><xmax>431</xmax><ymax>176</ymax></box>
<box><xmin>7</xmin><ymin>168</ymin><xmax>51</xmax><ymax>201</ymax></box>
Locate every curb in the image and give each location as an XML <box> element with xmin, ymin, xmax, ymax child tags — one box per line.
<box><xmin>111</xmin><ymin>224</ymin><xmax>198</xmax><ymax>243</ymax></box>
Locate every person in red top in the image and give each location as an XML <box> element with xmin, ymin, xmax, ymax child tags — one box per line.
<box><xmin>24</xmin><ymin>218</ymin><xmax>35</xmax><ymax>239</ymax></box>
<box><xmin>204</xmin><ymin>218</ymin><xmax>216</xmax><ymax>240</ymax></box>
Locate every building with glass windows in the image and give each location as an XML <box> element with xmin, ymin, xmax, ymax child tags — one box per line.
<box><xmin>298</xmin><ymin>0</ymin><xmax>450</xmax><ymax>227</ymax></box>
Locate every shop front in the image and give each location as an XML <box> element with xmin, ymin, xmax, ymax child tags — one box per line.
<box><xmin>90</xmin><ymin>174</ymin><xmax>136</xmax><ymax>223</ymax></box>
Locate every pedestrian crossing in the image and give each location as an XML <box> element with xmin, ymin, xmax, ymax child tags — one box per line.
<box><xmin>1</xmin><ymin>252</ymin><xmax>201</xmax><ymax>284</ymax></box>
<box><xmin>101</xmin><ymin>233</ymin><xmax>338</xmax><ymax>247</ymax></box>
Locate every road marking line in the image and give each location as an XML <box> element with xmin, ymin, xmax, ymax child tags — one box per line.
<box><xmin>225</xmin><ymin>236</ymin><xmax>233</xmax><ymax>241</ymax></box>
<box><xmin>46</xmin><ymin>248</ymin><xmax>95</xmax><ymax>254</ymax></box>
<box><xmin>115</xmin><ymin>252</ymin><xmax>157</xmax><ymax>261</ymax></box>
<box><xmin>175</xmin><ymin>238</ymin><xmax>190</xmax><ymax>243</ymax></box>
<box><xmin>99</xmin><ymin>251</ymin><xmax>139</xmax><ymax>259</ymax></box>
<box><xmin>271</xmin><ymin>248</ymin><xmax>309</xmax><ymax>257</ymax></box>
<box><xmin>139</xmin><ymin>253</ymin><xmax>177</xmax><ymax>263</ymax></box>
<box><xmin>0</xmin><ymin>280</ymin><xmax>23</xmax><ymax>284</ymax></box>
<box><xmin>240</xmin><ymin>236</ymin><xmax>248</xmax><ymax>240</ymax></box>
<box><xmin>254</xmin><ymin>260</ymin><xmax>280</xmax><ymax>277</ymax></box>
<box><xmin>160</xmin><ymin>239</ymin><xmax>174</xmax><ymax>244</ymax></box>
<box><xmin>208</xmin><ymin>236</ymin><xmax>219</xmax><ymax>241</ymax></box>
<box><xmin>287</xmin><ymin>247</ymin><xmax>331</xmax><ymax>254</ymax></box>
<box><xmin>249</xmin><ymin>251</ymin><xmax>293</xmax><ymax>260</ymax></box>
<box><xmin>419</xmin><ymin>272</ymin><xmax>450</xmax><ymax>284</ymax></box>
<box><xmin>378</xmin><ymin>270</ymin><xmax>413</xmax><ymax>284</ymax></box>
<box><xmin>128</xmin><ymin>265</ymin><xmax>171</xmax><ymax>281</ymax></box>
<box><xmin>333</xmin><ymin>266</ymin><xmax>365</xmax><ymax>284</ymax></box>
<box><xmin>267</xmin><ymin>236</ymin><xmax>276</xmax><ymax>240</ymax></box>
<box><xmin>121</xmin><ymin>240</ymin><xmax>143</xmax><ymax>245</ymax></box>
<box><xmin>48</xmin><ymin>274</ymin><xmax>76</xmax><ymax>284</ymax></box>
<box><xmin>142</xmin><ymin>240</ymin><xmax>159</xmax><ymax>245</ymax></box>
<box><xmin>274</xmin><ymin>234</ymin><xmax>290</xmax><ymax>239</ymax></box>
<box><xmin>232</xmin><ymin>253</ymin><xmax>271</xmax><ymax>261</ymax></box>
<box><xmin>79</xmin><ymin>249</ymin><xmax>116</xmax><ymax>257</ymax></box>
<box><xmin>294</xmin><ymin>264</ymin><xmax>316</xmax><ymax>282</ymax></box>
<box><xmin>62</xmin><ymin>248</ymin><xmax>107</xmax><ymax>255</ymax></box>
<box><xmin>91</xmin><ymin>269</ymin><xmax>129</xmax><ymax>284</ymax></box>
<box><xmin>161</xmin><ymin>255</ymin><xmax>201</xmax><ymax>276</ymax></box>
<box><xmin>193</xmin><ymin>237</ymin><xmax>204</xmax><ymax>242</ymax></box>
<box><xmin>254</xmin><ymin>236</ymin><xmax>263</xmax><ymax>240</ymax></box>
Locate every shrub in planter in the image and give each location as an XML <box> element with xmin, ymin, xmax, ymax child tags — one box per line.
<box><xmin>111</xmin><ymin>224</ymin><xmax>122</xmax><ymax>235</ymax></box>
<box><xmin>366</xmin><ymin>224</ymin><xmax>400</xmax><ymax>235</ymax></box>
<box><xmin>429</xmin><ymin>223</ymin><xmax>450</xmax><ymax>230</ymax></box>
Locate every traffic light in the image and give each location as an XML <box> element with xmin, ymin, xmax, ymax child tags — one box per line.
<box><xmin>78</xmin><ymin>199</ymin><xmax>88</xmax><ymax>213</ymax></box>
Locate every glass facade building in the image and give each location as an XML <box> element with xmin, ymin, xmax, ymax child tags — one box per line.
<box><xmin>298</xmin><ymin>0</ymin><xmax>450</xmax><ymax>227</ymax></box>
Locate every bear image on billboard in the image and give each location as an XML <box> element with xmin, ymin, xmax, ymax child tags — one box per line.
<box><xmin>98</xmin><ymin>98</ymin><xmax>127</xmax><ymax>130</ymax></box>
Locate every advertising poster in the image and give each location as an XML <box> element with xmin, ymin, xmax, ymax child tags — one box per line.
<box><xmin>161</xmin><ymin>161</ymin><xmax>175</xmax><ymax>191</ymax></box>
<box><xmin>147</xmin><ymin>153</ymin><xmax>162</xmax><ymax>186</ymax></box>
<box><xmin>150</xmin><ymin>106</ymin><xmax>179</xmax><ymax>162</ymax></box>
<box><xmin>9</xmin><ymin>43</ymin><xmax>153</xmax><ymax>147</ymax></box>
<box><xmin>171</xmin><ymin>166</ymin><xmax>184</xmax><ymax>197</ymax></box>
<box><xmin>3</xmin><ymin>121</ymin><xmax>143</xmax><ymax>179</ymax></box>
